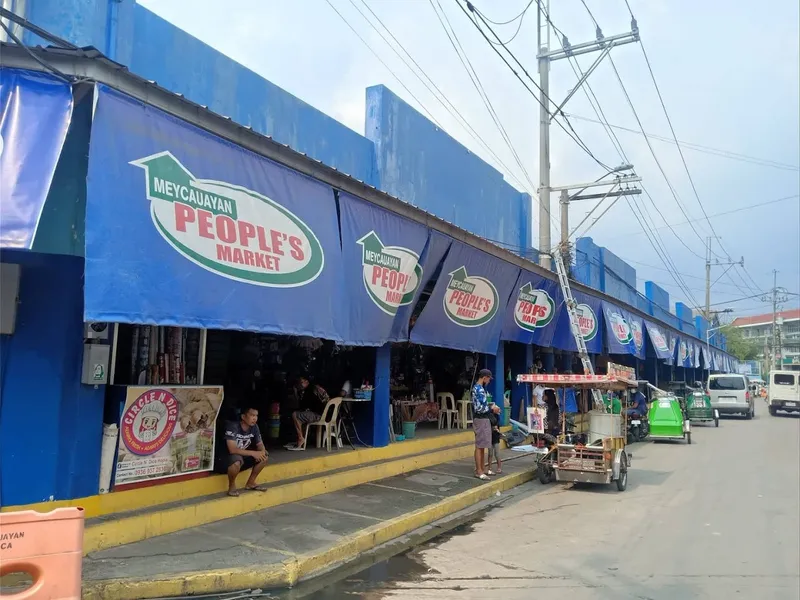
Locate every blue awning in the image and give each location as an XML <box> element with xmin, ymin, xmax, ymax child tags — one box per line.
<box><xmin>338</xmin><ymin>191</ymin><xmax>450</xmax><ymax>345</ymax></box>
<box><xmin>0</xmin><ymin>68</ymin><xmax>72</xmax><ymax>249</ymax></box>
<box><xmin>410</xmin><ymin>240</ymin><xmax>519</xmax><ymax>354</ymax></box>
<box><xmin>85</xmin><ymin>85</ymin><xmax>352</xmax><ymax>340</ymax></box>
<box><xmin>500</xmin><ymin>271</ymin><xmax>562</xmax><ymax>347</ymax></box>
<box><xmin>602</xmin><ymin>301</ymin><xmax>645</xmax><ymax>359</ymax></box>
<box><xmin>644</xmin><ymin>320</ymin><xmax>672</xmax><ymax>361</ymax></box>
<box><xmin>551</xmin><ymin>290</ymin><xmax>604</xmax><ymax>354</ymax></box>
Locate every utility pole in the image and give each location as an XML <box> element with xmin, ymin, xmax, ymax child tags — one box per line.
<box><xmin>536</xmin><ymin>4</ymin><xmax>639</xmax><ymax>269</ymax></box>
<box><xmin>704</xmin><ymin>236</ymin><xmax>743</xmax><ymax>319</ymax></box>
<box><xmin>762</xmin><ymin>269</ymin><xmax>789</xmax><ymax>372</ymax></box>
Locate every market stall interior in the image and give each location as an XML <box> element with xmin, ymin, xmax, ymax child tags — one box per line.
<box><xmin>105</xmin><ymin>323</ymin><xmax>378</xmax><ymax>490</ymax></box>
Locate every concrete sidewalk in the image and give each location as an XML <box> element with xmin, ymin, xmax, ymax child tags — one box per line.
<box><xmin>82</xmin><ymin>449</ymin><xmax>539</xmax><ymax>599</ymax></box>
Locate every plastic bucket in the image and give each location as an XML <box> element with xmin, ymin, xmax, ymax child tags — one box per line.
<box><xmin>402</xmin><ymin>421</ymin><xmax>416</xmax><ymax>439</ymax></box>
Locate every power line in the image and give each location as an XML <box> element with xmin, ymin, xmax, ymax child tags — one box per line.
<box><xmin>623</xmin><ymin>194</ymin><xmax>800</xmax><ymax>236</ymax></box>
<box><xmin>564</xmin><ymin>113</ymin><xmax>800</xmax><ymax>172</ymax></box>
<box><xmin>352</xmin><ymin>0</ymin><xmax>534</xmax><ymax>193</ymax></box>
<box><xmin>455</xmin><ymin>0</ymin><xmax>614</xmax><ymax>171</ymax></box>
<box><xmin>472</xmin><ymin>0</ymin><xmax>535</xmax><ymax>25</ymax></box>
<box><xmin>323</xmin><ymin>0</ymin><xmax>443</xmax><ymax>127</ymax></box>
<box><xmin>428</xmin><ymin>0</ymin><xmax>539</xmax><ymax>194</ymax></box>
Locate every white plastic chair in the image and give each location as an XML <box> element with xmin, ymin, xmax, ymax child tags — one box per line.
<box><xmin>303</xmin><ymin>397</ymin><xmax>343</xmax><ymax>452</ymax></box>
<box><xmin>437</xmin><ymin>392</ymin><xmax>459</xmax><ymax>430</ymax></box>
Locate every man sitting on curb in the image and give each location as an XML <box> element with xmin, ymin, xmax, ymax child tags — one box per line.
<box><xmin>224</xmin><ymin>406</ymin><xmax>269</xmax><ymax>497</ymax></box>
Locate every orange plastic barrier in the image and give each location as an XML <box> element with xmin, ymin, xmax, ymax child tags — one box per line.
<box><xmin>0</xmin><ymin>507</ymin><xmax>84</xmax><ymax>600</ymax></box>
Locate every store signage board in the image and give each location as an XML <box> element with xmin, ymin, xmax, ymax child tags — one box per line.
<box><xmin>0</xmin><ymin>68</ymin><xmax>73</xmax><ymax>249</ymax></box>
<box><xmin>85</xmin><ymin>86</ymin><xmax>350</xmax><ymax>341</ymax></box>
<box><xmin>500</xmin><ymin>270</ymin><xmax>562</xmax><ymax>347</ymax></box>
<box><xmin>338</xmin><ymin>192</ymin><xmax>450</xmax><ymax>345</ymax></box>
<box><xmin>115</xmin><ymin>386</ymin><xmax>223</xmax><ymax>486</ymax></box>
<box><xmin>644</xmin><ymin>320</ymin><xmax>672</xmax><ymax>361</ymax></box>
<box><xmin>602</xmin><ymin>302</ymin><xmax>645</xmax><ymax>359</ymax></box>
<box><xmin>551</xmin><ymin>290</ymin><xmax>604</xmax><ymax>354</ymax></box>
<box><xmin>410</xmin><ymin>240</ymin><xmax>518</xmax><ymax>354</ymax></box>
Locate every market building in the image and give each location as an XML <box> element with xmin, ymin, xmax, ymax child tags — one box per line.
<box><xmin>0</xmin><ymin>3</ymin><xmax>736</xmax><ymax>518</ymax></box>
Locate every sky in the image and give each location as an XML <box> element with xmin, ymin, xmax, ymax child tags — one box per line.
<box><xmin>138</xmin><ymin>0</ymin><xmax>800</xmax><ymax>319</ymax></box>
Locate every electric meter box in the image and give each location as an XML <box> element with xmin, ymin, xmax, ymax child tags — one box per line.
<box><xmin>82</xmin><ymin>343</ymin><xmax>110</xmax><ymax>385</ymax></box>
<box><xmin>84</xmin><ymin>322</ymin><xmax>110</xmax><ymax>340</ymax></box>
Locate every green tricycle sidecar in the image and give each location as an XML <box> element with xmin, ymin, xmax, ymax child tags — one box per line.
<box><xmin>648</xmin><ymin>395</ymin><xmax>691</xmax><ymax>444</ymax></box>
<box><xmin>685</xmin><ymin>391</ymin><xmax>719</xmax><ymax>427</ymax></box>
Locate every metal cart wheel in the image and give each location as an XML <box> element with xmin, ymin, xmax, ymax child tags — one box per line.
<box><xmin>538</xmin><ymin>464</ymin><xmax>553</xmax><ymax>484</ymax></box>
<box><xmin>616</xmin><ymin>455</ymin><xmax>628</xmax><ymax>491</ymax></box>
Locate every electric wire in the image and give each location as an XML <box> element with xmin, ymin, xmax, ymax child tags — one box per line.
<box><xmin>429</xmin><ymin>0</ymin><xmax>539</xmax><ymax>195</ymax></box>
<box><xmin>455</xmin><ymin>0</ymin><xmax>614</xmax><ymax>171</ymax></box>
<box><xmin>563</xmin><ymin>113</ymin><xmax>800</xmax><ymax>171</ymax></box>
<box><xmin>472</xmin><ymin>0</ymin><xmax>535</xmax><ymax>25</ymax></box>
<box><xmin>323</xmin><ymin>0</ymin><xmax>444</xmax><ymax>128</ymax></box>
<box><xmin>351</xmin><ymin>0</ymin><xmax>534</xmax><ymax>193</ymax></box>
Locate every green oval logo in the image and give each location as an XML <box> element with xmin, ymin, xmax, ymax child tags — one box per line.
<box><xmin>131</xmin><ymin>151</ymin><xmax>323</xmax><ymax>287</ymax></box>
<box><xmin>443</xmin><ymin>266</ymin><xmax>499</xmax><ymax>328</ymax></box>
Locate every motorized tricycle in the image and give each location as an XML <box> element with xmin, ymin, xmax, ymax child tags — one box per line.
<box><xmin>648</xmin><ymin>393</ymin><xmax>692</xmax><ymax>444</ymax></box>
<box><xmin>685</xmin><ymin>390</ymin><xmax>719</xmax><ymax>427</ymax></box>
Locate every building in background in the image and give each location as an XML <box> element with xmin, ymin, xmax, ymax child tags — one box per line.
<box><xmin>732</xmin><ymin>309</ymin><xmax>800</xmax><ymax>372</ymax></box>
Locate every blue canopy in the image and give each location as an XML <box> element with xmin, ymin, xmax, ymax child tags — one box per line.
<box><xmin>500</xmin><ymin>271</ymin><xmax>562</xmax><ymax>347</ymax></box>
<box><xmin>410</xmin><ymin>240</ymin><xmax>519</xmax><ymax>354</ymax></box>
<box><xmin>85</xmin><ymin>85</ymin><xmax>352</xmax><ymax>341</ymax></box>
<box><xmin>644</xmin><ymin>320</ymin><xmax>672</xmax><ymax>361</ymax></box>
<box><xmin>551</xmin><ymin>290</ymin><xmax>604</xmax><ymax>354</ymax></box>
<box><xmin>602</xmin><ymin>301</ymin><xmax>645</xmax><ymax>359</ymax></box>
<box><xmin>338</xmin><ymin>191</ymin><xmax>451</xmax><ymax>344</ymax></box>
<box><xmin>0</xmin><ymin>68</ymin><xmax>72</xmax><ymax>249</ymax></box>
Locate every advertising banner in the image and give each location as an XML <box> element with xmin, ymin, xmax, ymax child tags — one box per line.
<box><xmin>669</xmin><ymin>333</ymin><xmax>678</xmax><ymax>366</ymax></box>
<box><xmin>693</xmin><ymin>342</ymin><xmax>701</xmax><ymax>369</ymax></box>
<box><xmin>339</xmin><ymin>192</ymin><xmax>450</xmax><ymax>344</ymax></box>
<box><xmin>411</xmin><ymin>240</ymin><xmax>519</xmax><ymax>354</ymax></box>
<box><xmin>676</xmin><ymin>337</ymin><xmax>692</xmax><ymax>368</ymax></box>
<box><xmin>644</xmin><ymin>320</ymin><xmax>672</xmax><ymax>361</ymax></box>
<box><xmin>602</xmin><ymin>302</ymin><xmax>645</xmax><ymax>359</ymax></box>
<box><xmin>115</xmin><ymin>386</ymin><xmax>223</xmax><ymax>485</ymax></box>
<box><xmin>86</xmin><ymin>85</ymin><xmax>350</xmax><ymax>341</ymax></box>
<box><xmin>0</xmin><ymin>68</ymin><xmax>73</xmax><ymax>248</ymax></box>
<box><xmin>551</xmin><ymin>290</ymin><xmax>603</xmax><ymax>354</ymax></box>
<box><xmin>500</xmin><ymin>270</ymin><xmax>562</xmax><ymax>347</ymax></box>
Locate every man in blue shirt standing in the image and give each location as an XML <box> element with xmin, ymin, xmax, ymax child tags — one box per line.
<box><xmin>472</xmin><ymin>369</ymin><xmax>500</xmax><ymax>480</ymax></box>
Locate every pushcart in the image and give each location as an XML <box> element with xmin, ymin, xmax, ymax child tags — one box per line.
<box><xmin>516</xmin><ymin>363</ymin><xmax>637</xmax><ymax>492</ymax></box>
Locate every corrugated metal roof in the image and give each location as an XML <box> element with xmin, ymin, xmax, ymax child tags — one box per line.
<box><xmin>732</xmin><ymin>309</ymin><xmax>800</xmax><ymax>327</ymax></box>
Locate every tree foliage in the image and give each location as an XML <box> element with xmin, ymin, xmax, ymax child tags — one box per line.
<box><xmin>720</xmin><ymin>325</ymin><xmax>760</xmax><ymax>361</ymax></box>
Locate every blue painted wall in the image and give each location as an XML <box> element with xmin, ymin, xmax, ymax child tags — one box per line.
<box><xmin>0</xmin><ymin>251</ymin><xmax>105</xmax><ymax>506</ymax></box>
<box><xmin>575</xmin><ymin>238</ymin><xmax>602</xmax><ymax>290</ymax></box>
<box><xmin>600</xmin><ymin>247</ymin><xmax>637</xmax><ymax>306</ymax></box>
<box><xmin>365</xmin><ymin>85</ymin><xmax>532</xmax><ymax>253</ymax></box>
<box><xmin>675</xmin><ymin>302</ymin><xmax>696</xmax><ymax>332</ymax></box>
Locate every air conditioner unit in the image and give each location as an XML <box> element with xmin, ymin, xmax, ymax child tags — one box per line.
<box><xmin>84</xmin><ymin>322</ymin><xmax>110</xmax><ymax>340</ymax></box>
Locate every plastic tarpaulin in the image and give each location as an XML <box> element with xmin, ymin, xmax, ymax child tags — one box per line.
<box><xmin>410</xmin><ymin>240</ymin><xmax>518</xmax><ymax>354</ymax></box>
<box><xmin>669</xmin><ymin>333</ymin><xmax>678</xmax><ymax>366</ymax></box>
<box><xmin>602</xmin><ymin>302</ymin><xmax>645</xmax><ymax>359</ymax></box>
<box><xmin>85</xmin><ymin>85</ymin><xmax>351</xmax><ymax>340</ymax></box>
<box><xmin>551</xmin><ymin>290</ymin><xmax>604</xmax><ymax>354</ymax></box>
<box><xmin>338</xmin><ymin>191</ymin><xmax>450</xmax><ymax>344</ymax></box>
<box><xmin>675</xmin><ymin>337</ymin><xmax>692</xmax><ymax>369</ymax></box>
<box><xmin>693</xmin><ymin>342</ymin><xmax>701</xmax><ymax>369</ymax></box>
<box><xmin>644</xmin><ymin>320</ymin><xmax>672</xmax><ymax>361</ymax></box>
<box><xmin>500</xmin><ymin>271</ymin><xmax>562</xmax><ymax>347</ymax></box>
<box><xmin>0</xmin><ymin>68</ymin><xmax>72</xmax><ymax>249</ymax></box>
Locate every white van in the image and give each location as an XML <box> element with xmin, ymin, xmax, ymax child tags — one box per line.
<box><xmin>707</xmin><ymin>373</ymin><xmax>754</xmax><ymax>419</ymax></box>
<box><xmin>768</xmin><ymin>370</ymin><xmax>800</xmax><ymax>416</ymax></box>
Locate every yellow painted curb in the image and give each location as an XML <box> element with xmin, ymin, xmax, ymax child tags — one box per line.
<box><xmin>83</xmin><ymin>443</ymin><xmax>475</xmax><ymax>554</ymax></box>
<box><xmin>82</xmin><ymin>467</ymin><xmax>533</xmax><ymax>600</ymax></box>
<box><xmin>4</xmin><ymin>430</ymin><xmax>480</xmax><ymax>519</ymax></box>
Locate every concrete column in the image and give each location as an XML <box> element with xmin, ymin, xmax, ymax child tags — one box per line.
<box><xmin>369</xmin><ymin>342</ymin><xmax>391</xmax><ymax>447</ymax></box>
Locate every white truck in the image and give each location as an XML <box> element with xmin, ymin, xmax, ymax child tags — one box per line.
<box><xmin>768</xmin><ymin>370</ymin><xmax>800</xmax><ymax>416</ymax></box>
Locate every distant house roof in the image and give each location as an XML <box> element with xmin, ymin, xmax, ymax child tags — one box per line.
<box><xmin>732</xmin><ymin>308</ymin><xmax>800</xmax><ymax>327</ymax></box>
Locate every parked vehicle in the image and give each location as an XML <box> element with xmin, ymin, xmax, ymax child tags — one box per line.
<box><xmin>707</xmin><ymin>373</ymin><xmax>754</xmax><ymax>419</ymax></box>
<box><xmin>627</xmin><ymin>413</ymin><xmax>650</xmax><ymax>443</ymax></box>
<box><xmin>686</xmin><ymin>390</ymin><xmax>720</xmax><ymax>427</ymax></box>
<box><xmin>768</xmin><ymin>371</ymin><xmax>800</xmax><ymax>416</ymax></box>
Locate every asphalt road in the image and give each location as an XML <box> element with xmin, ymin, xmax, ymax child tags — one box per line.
<box><xmin>360</xmin><ymin>409</ymin><xmax>800</xmax><ymax>600</ymax></box>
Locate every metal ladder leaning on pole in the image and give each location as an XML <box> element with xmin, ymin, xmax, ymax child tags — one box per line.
<box><xmin>553</xmin><ymin>248</ymin><xmax>604</xmax><ymax>408</ymax></box>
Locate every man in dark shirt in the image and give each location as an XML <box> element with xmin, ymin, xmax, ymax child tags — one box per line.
<box><xmin>224</xmin><ymin>406</ymin><xmax>268</xmax><ymax>497</ymax></box>
<box><xmin>288</xmin><ymin>376</ymin><xmax>330</xmax><ymax>451</ymax></box>
<box><xmin>627</xmin><ymin>388</ymin><xmax>648</xmax><ymax>418</ymax></box>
